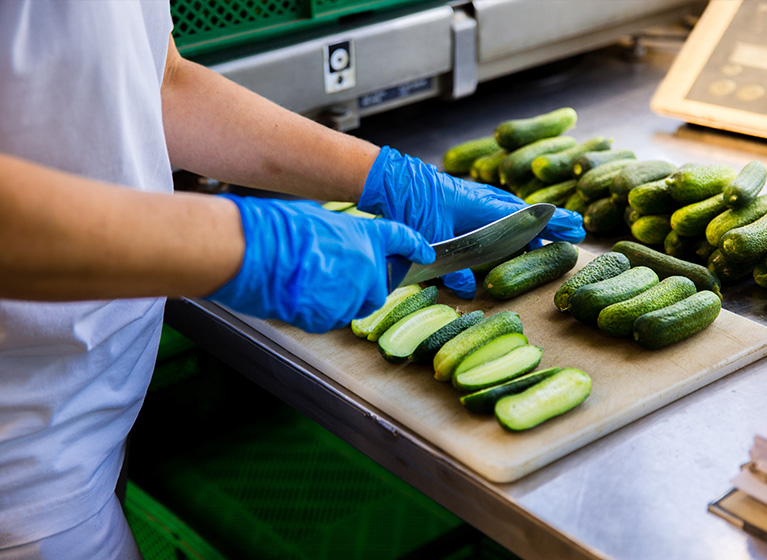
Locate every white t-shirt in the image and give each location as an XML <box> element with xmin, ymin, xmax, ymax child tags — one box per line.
<box><xmin>0</xmin><ymin>0</ymin><xmax>173</xmax><ymax>548</ymax></box>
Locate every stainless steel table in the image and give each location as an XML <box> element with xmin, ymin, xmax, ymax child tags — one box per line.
<box><xmin>165</xmin><ymin>45</ymin><xmax>767</xmax><ymax>560</ymax></box>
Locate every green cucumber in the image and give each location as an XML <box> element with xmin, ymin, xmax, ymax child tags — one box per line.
<box><xmin>377</xmin><ymin>305</ymin><xmax>459</xmax><ymax>364</ymax></box>
<box><xmin>596</xmin><ymin>275</ymin><xmax>697</xmax><ymax>337</ymax></box>
<box><xmin>569</xmin><ymin>266</ymin><xmax>659</xmax><ymax>323</ymax></box>
<box><xmin>610</xmin><ymin>160</ymin><xmax>677</xmax><ymax>205</ymax></box>
<box><xmin>454</xmin><ymin>333</ymin><xmax>529</xmax><ymax>377</ymax></box>
<box><xmin>443</xmin><ymin>136</ymin><xmax>500</xmax><ymax>175</ymax></box>
<box><xmin>576</xmin><ymin>159</ymin><xmax>636</xmax><ymax>201</ymax></box>
<box><xmin>453</xmin><ymin>345</ymin><xmax>542</xmax><ymax>392</ymax></box>
<box><xmin>524</xmin><ymin>179</ymin><xmax>578</xmax><ymax>206</ymax></box>
<box><xmin>670</xmin><ymin>193</ymin><xmax>727</xmax><ymax>237</ymax></box>
<box><xmin>720</xmin><ymin>212</ymin><xmax>767</xmax><ymax>263</ymax></box>
<box><xmin>409</xmin><ymin>310</ymin><xmax>485</xmax><ymax>364</ymax></box>
<box><xmin>707</xmin><ymin>249</ymin><xmax>759</xmax><ymax>284</ymax></box>
<box><xmin>498</xmin><ymin>136</ymin><xmax>577</xmax><ymax>186</ymax></box>
<box><xmin>460</xmin><ymin>368</ymin><xmax>561</xmax><ymax>414</ymax></box>
<box><xmin>531</xmin><ymin>136</ymin><xmax>612</xmax><ymax>183</ymax></box>
<box><xmin>470</xmin><ymin>148</ymin><xmax>507</xmax><ymax>185</ymax></box>
<box><xmin>471</xmin><ymin>247</ymin><xmax>526</xmax><ymax>275</ymax></box>
<box><xmin>321</xmin><ymin>201</ymin><xmax>355</xmax><ymax>212</ymax></box>
<box><xmin>495</xmin><ymin>367</ymin><xmax>592</xmax><ymax>431</ymax></box>
<box><xmin>351</xmin><ymin>285</ymin><xmax>422</xmax><ymax>338</ymax></box>
<box><xmin>663</xmin><ymin>230</ymin><xmax>699</xmax><ymax>260</ymax></box>
<box><xmin>494</xmin><ymin>107</ymin><xmax>577</xmax><ymax>150</ymax></box>
<box><xmin>484</xmin><ymin>242</ymin><xmax>579</xmax><ymax>300</ymax></box>
<box><xmin>723</xmin><ymin>160</ymin><xmax>766</xmax><ymax>209</ymax></box>
<box><xmin>627</xmin><ymin>178</ymin><xmax>679</xmax><ymax>215</ymax></box>
<box><xmin>611</xmin><ymin>240</ymin><xmax>722</xmax><ymax>298</ymax></box>
<box><xmin>342</xmin><ymin>206</ymin><xmax>377</xmax><ymax>219</ymax></box>
<box><xmin>366</xmin><ymin>285</ymin><xmax>438</xmax><ymax>342</ymax></box>
<box><xmin>433</xmin><ymin>311</ymin><xmax>523</xmax><ymax>382</ymax></box>
<box><xmin>633</xmin><ymin>291</ymin><xmax>721</xmax><ymax>350</ymax></box>
<box><xmin>510</xmin><ymin>176</ymin><xmax>547</xmax><ymax>199</ymax></box>
<box><xmin>666</xmin><ymin>164</ymin><xmax>738</xmax><ymax>204</ymax></box>
<box><xmin>754</xmin><ymin>256</ymin><xmax>767</xmax><ymax>287</ymax></box>
<box><xmin>554</xmin><ymin>251</ymin><xmax>631</xmax><ymax>311</ymax></box>
<box><xmin>631</xmin><ymin>214</ymin><xmax>672</xmax><ymax>245</ymax></box>
<box><xmin>573</xmin><ymin>149</ymin><xmax>636</xmax><ymax>177</ymax></box>
<box><xmin>706</xmin><ymin>194</ymin><xmax>767</xmax><ymax>247</ymax></box>
<box><xmin>564</xmin><ymin>190</ymin><xmax>591</xmax><ymax>215</ymax></box>
<box><xmin>583</xmin><ymin>197</ymin><xmax>623</xmax><ymax>234</ymax></box>
<box><xmin>624</xmin><ymin>206</ymin><xmax>641</xmax><ymax>228</ymax></box>
<box><xmin>694</xmin><ymin>240</ymin><xmax>718</xmax><ymax>265</ymax></box>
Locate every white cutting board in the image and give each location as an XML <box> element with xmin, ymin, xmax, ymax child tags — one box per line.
<box><xmin>233</xmin><ymin>249</ymin><xmax>767</xmax><ymax>483</ymax></box>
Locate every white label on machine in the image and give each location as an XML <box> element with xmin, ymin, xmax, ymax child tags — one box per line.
<box><xmin>323</xmin><ymin>40</ymin><xmax>356</xmax><ymax>94</ymax></box>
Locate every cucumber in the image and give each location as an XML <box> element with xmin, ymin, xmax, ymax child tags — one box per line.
<box><xmin>720</xmin><ymin>212</ymin><xmax>767</xmax><ymax>263</ymax></box>
<box><xmin>409</xmin><ymin>310</ymin><xmax>485</xmax><ymax>364</ymax></box>
<box><xmin>433</xmin><ymin>311</ymin><xmax>523</xmax><ymax>382</ymax></box>
<box><xmin>596</xmin><ymin>275</ymin><xmax>697</xmax><ymax>337</ymax></box>
<box><xmin>524</xmin><ymin>179</ymin><xmax>578</xmax><ymax>206</ymax></box>
<box><xmin>470</xmin><ymin>148</ymin><xmax>507</xmax><ymax>185</ymax></box>
<box><xmin>627</xmin><ymin>178</ymin><xmax>679</xmax><ymax>215</ymax></box>
<box><xmin>569</xmin><ymin>266</ymin><xmax>659</xmax><ymax>323</ymax></box>
<box><xmin>471</xmin><ymin>247</ymin><xmax>526</xmax><ymax>275</ymax></box>
<box><xmin>498</xmin><ymin>136</ymin><xmax>577</xmax><ymax>185</ymax></box>
<box><xmin>351</xmin><ymin>285</ymin><xmax>422</xmax><ymax>338</ymax></box>
<box><xmin>366</xmin><ymin>285</ymin><xmax>439</xmax><ymax>342</ymax></box>
<box><xmin>663</xmin><ymin>230</ymin><xmax>699</xmax><ymax>260</ymax></box>
<box><xmin>554</xmin><ymin>251</ymin><xmax>631</xmax><ymax>311</ymax></box>
<box><xmin>624</xmin><ymin>206</ymin><xmax>641</xmax><ymax>228</ymax></box>
<box><xmin>631</xmin><ymin>214</ymin><xmax>672</xmax><ymax>246</ymax></box>
<box><xmin>666</xmin><ymin>164</ymin><xmax>738</xmax><ymax>204</ymax></box>
<box><xmin>321</xmin><ymin>201</ymin><xmax>355</xmax><ymax>212</ymax></box>
<box><xmin>454</xmin><ymin>332</ymin><xmax>529</xmax><ymax>377</ymax></box>
<box><xmin>531</xmin><ymin>136</ymin><xmax>612</xmax><ymax>183</ymax></box>
<box><xmin>377</xmin><ymin>305</ymin><xmax>459</xmax><ymax>364</ymax></box>
<box><xmin>583</xmin><ymin>197</ymin><xmax>623</xmax><ymax>234</ymax></box>
<box><xmin>723</xmin><ymin>160</ymin><xmax>767</xmax><ymax>209</ymax></box>
<box><xmin>576</xmin><ymin>159</ymin><xmax>636</xmax><ymax>201</ymax></box>
<box><xmin>573</xmin><ymin>149</ymin><xmax>636</xmax><ymax>177</ymax></box>
<box><xmin>453</xmin><ymin>345</ymin><xmax>543</xmax><ymax>392</ymax></box>
<box><xmin>443</xmin><ymin>136</ymin><xmax>500</xmax><ymax>175</ymax></box>
<box><xmin>706</xmin><ymin>194</ymin><xmax>767</xmax><ymax>247</ymax></box>
<box><xmin>754</xmin><ymin>256</ymin><xmax>767</xmax><ymax>287</ymax></box>
<box><xmin>694</xmin><ymin>240</ymin><xmax>718</xmax><ymax>265</ymax></box>
<box><xmin>670</xmin><ymin>193</ymin><xmax>727</xmax><ymax>237</ymax></box>
<box><xmin>564</xmin><ymin>190</ymin><xmax>591</xmax><ymax>215</ymax></box>
<box><xmin>342</xmin><ymin>206</ymin><xmax>377</xmax><ymax>219</ymax></box>
<box><xmin>460</xmin><ymin>368</ymin><xmax>562</xmax><ymax>414</ymax></box>
<box><xmin>494</xmin><ymin>107</ymin><xmax>577</xmax><ymax>150</ymax></box>
<box><xmin>707</xmin><ymin>249</ymin><xmax>759</xmax><ymax>285</ymax></box>
<box><xmin>484</xmin><ymin>242</ymin><xmax>579</xmax><ymax>300</ymax></box>
<box><xmin>610</xmin><ymin>160</ymin><xmax>677</xmax><ymax>205</ymax></box>
<box><xmin>495</xmin><ymin>367</ymin><xmax>592</xmax><ymax>431</ymax></box>
<box><xmin>633</xmin><ymin>291</ymin><xmax>721</xmax><ymax>350</ymax></box>
<box><xmin>511</xmin><ymin>176</ymin><xmax>547</xmax><ymax>199</ymax></box>
<box><xmin>611</xmin><ymin>240</ymin><xmax>722</xmax><ymax>298</ymax></box>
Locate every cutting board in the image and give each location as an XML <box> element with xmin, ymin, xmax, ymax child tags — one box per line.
<box><xmin>232</xmin><ymin>249</ymin><xmax>767</xmax><ymax>483</ymax></box>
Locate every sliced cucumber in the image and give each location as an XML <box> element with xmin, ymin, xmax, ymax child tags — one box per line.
<box><xmin>367</xmin><ymin>286</ymin><xmax>439</xmax><ymax>342</ymax></box>
<box><xmin>377</xmin><ymin>305</ymin><xmax>459</xmax><ymax>364</ymax></box>
<box><xmin>460</xmin><ymin>367</ymin><xmax>562</xmax><ymax>414</ymax></box>
<box><xmin>321</xmin><ymin>201</ymin><xmax>355</xmax><ymax>212</ymax></box>
<box><xmin>350</xmin><ymin>285</ymin><xmax>422</xmax><ymax>339</ymax></box>
<box><xmin>409</xmin><ymin>310</ymin><xmax>485</xmax><ymax>364</ymax></box>
<box><xmin>495</xmin><ymin>367</ymin><xmax>592</xmax><ymax>431</ymax></box>
<box><xmin>452</xmin><ymin>345</ymin><xmax>542</xmax><ymax>392</ymax></box>
<box><xmin>454</xmin><ymin>333</ymin><xmax>529</xmax><ymax>377</ymax></box>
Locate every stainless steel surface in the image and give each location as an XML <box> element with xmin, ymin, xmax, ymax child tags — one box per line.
<box><xmin>168</xmin><ymin>44</ymin><xmax>767</xmax><ymax>560</ymax></box>
<box><xmin>390</xmin><ymin>203</ymin><xmax>555</xmax><ymax>289</ymax></box>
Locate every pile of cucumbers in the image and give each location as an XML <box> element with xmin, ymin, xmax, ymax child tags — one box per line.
<box><xmin>351</xmin><ymin>285</ymin><xmax>592</xmax><ymax>432</ymax></box>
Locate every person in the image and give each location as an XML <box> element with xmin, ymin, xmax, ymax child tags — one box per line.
<box><xmin>0</xmin><ymin>1</ymin><xmax>584</xmax><ymax>558</ymax></box>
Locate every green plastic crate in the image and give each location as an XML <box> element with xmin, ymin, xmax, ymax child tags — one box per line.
<box><xmin>171</xmin><ymin>0</ymin><xmax>435</xmax><ymax>57</ymax></box>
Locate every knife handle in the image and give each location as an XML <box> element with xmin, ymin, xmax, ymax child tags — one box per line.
<box><xmin>386</xmin><ymin>255</ymin><xmax>411</xmax><ymax>293</ymax></box>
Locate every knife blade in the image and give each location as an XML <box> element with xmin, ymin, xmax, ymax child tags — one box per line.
<box><xmin>387</xmin><ymin>203</ymin><xmax>556</xmax><ymax>292</ymax></box>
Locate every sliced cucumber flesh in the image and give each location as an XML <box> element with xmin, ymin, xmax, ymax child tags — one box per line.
<box><xmin>350</xmin><ymin>285</ymin><xmax>421</xmax><ymax>338</ymax></box>
<box><xmin>452</xmin><ymin>345</ymin><xmax>542</xmax><ymax>392</ymax></box>
<box><xmin>454</xmin><ymin>333</ymin><xmax>529</xmax><ymax>377</ymax></box>
<box><xmin>378</xmin><ymin>305</ymin><xmax>459</xmax><ymax>363</ymax></box>
<box><xmin>460</xmin><ymin>367</ymin><xmax>562</xmax><ymax>414</ymax></box>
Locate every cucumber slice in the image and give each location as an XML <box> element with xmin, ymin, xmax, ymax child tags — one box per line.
<box><xmin>460</xmin><ymin>367</ymin><xmax>562</xmax><ymax>414</ymax></box>
<box><xmin>454</xmin><ymin>333</ymin><xmax>529</xmax><ymax>377</ymax></box>
<box><xmin>409</xmin><ymin>310</ymin><xmax>485</xmax><ymax>365</ymax></box>
<box><xmin>452</xmin><ymin>345</ymin><xmax>542</xmax><ymax>392</ymax></box>
<box><xmin>367</xmin><ymin>286</ymin><xmax>438</xmax><ymax>342</ymax></box>
<box><xmin>321</xmin><ymin>201</ymin><xmax>355</xmax><ymax>212</ymax></box>
<box><xmin>342</xmin><ymin>206</ymin><xmax>378</xmax><ymax>219</ymax></box>
<box><xmin>350</xmin><ymin>285</ymin><xmax>422</xmax><ymax>339</ymax></box>
<box><xmin>378</xmin><ymin>305</ymin><xmax>459</xmax><ymax>364</ymax></box>
<box><xmin>495</xmin><ymin>367</ymin><xmax>592</xmax><ymax>431</ymax></box>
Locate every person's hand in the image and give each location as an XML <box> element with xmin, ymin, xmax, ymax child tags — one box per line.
<box><xmin>207</xmin><ymin>195</ymin><xmax>434</xmax><ymax>333</ymax></box>
<box><xmin>358</xmin><ymin>146</ymin><xmax>585</xmax><ymax>298</ymax></box>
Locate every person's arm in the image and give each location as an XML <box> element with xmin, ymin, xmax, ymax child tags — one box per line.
<box><xmin>161</xmin><ymin>36</ymin><xmax>379</xmax><ymax>202</ymax></box>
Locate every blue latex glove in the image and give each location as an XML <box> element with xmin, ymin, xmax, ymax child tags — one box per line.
<box><xmin>358</xmin><ymin>146</ymin><xmax>585</xmax><ymax>298</ymax></box>
<box><xmin>207</xmin><ymin>195</ymin><xmax>435</xmax><ymax>333</ymax></box>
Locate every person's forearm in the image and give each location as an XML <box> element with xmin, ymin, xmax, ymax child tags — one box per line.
<box><xmin>0</xmin><ymin>154</ymin><xmax>243</xmax><ymax>301</ymax></box>
<box><xmin>161</xmin><ymin>38</ymin><xmax>379</xmax><ymax>202</ymax></box>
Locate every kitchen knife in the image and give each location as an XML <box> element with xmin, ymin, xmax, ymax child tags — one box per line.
<box><xmin>387</xmin><ymin>203</ymin><xmax>556</xmax><ymax>292</ymax></box>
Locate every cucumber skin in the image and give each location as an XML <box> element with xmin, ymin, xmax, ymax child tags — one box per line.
<box><xmin>531</xmin><ymin>136</ymin><xmax>611</xmax><ymax>183</ymax></box>
<box><xmin>666</xmin><ymin>164</ymin><xmax>738</xmax><ymax>204</ymax></box>
<box><xmin>583</xmin><ymin>197</ymin><xmax>623</xmax><ymax>235</ymax></box>
<box><xmin>610</xmin><ymin>160</ymin><xmax>677</xmax><ymax>205</ymax></box>
<box><xmin>597</xmin><ymin>276</ymin><xmax>696</xmax><ymax>338</ymax></box>
<box><xmin>554</xmin><ymin>251</ymin><xmax>631</xmax><ymax>311</ymax></box>
<box><xmin>443</xmin><ymin>136</ymin><xmax>500</xmax><ymax>175</ymax></box>
<box><xmin>564</xmin><ymin>190</ymin><xmax>591</xmax><ymax>215</ymax></box>
<box><xmin>378</xmin><ymin>305</ymin><xmax>458</xmax><ymax>364</ymax></box>
<box><xmin>611</xmin><ymin>240</ymin><xmax>722</xmax><ymax>299</ymax></box>
<box><xmin>754</xmin><ymin>257</ymin><xmax>767</xmax><ymax>287</ymax></box>
<box><xmin>576</xmin><ymin>159</ymin><xmax>635</xmax><ymax>201</ymax></box>
<box><xmin>633</xmin><ymin>291</ymin><xmax>721</xmax><ymax>350</ymax></box>
<box><xmin>664</xmin><ymin>230</ymin><xmax>699</xmax><ymax>260</ymax></box>
<box><xmin>706</xmin><ymin>194</ymin><xmax>767</xmax><ymax>247</ymax></box>
<box><xmin>433</xmin><ymin>311</ymin><xmax>523</xmax><ymax>382</ymax></box>
<box><xmin>484</xmin><ymin>242</ymin><xmax>579</xmax><ymax>300</ymax></box>
<box><xmin>470</xmin><ymin>148</ymin><xmax>507</xmax><ymax>185</ymax></box>
<box><xmin>409</xmin><ymin>310</ymin><xmax>485</xmax><ymax>364</ymax></box>
<box><xmin>573</xmin><ymin>149</ymin><xmax>636</xmax><ymax>177</ymax></box>
<box><xmin>720</xmin><ymin>212</ymin><xmax>767</xmax><ymax>263</ymax></box>
<box><xmin>569</xmin><ymin>266</ymin><xmax>659</xmax><ymax>324</ymax></box>
<box><xmin>670</xmin><ymin>193</ymin><xmax>727</xmax><ymax>237</ymax></box>
<box><xmin>351</xmin><ymin>284</ymin><xmax>421</xmax><ymax>338</ymax></box>
<box><xmin>452</xmin><ymin>345</ymin><xmax>543</xmax><ymax>392</ymax></box>
<box><xmin>627</xmin><ymin>178</ymin><xmax>679</xmax><ymax>215</ymax></box>
<box><xmin>723</xmin><ymin>160</ymin><xmax>767</xmax><ymax>209</ymax></box>
<box><xmin>494</xmin><ymin>107</ymin><xmax>577</xmax><ymax>150</ymax></box>
<box><xmin>460</xmin><ymin>367</ymin><xmax>562</xmax><ymax>415</ymax></box>
<box><xmin>454</xmin><ymin>332</ymin><xmax>529</xmax><ymax>377</ymax></box>
<box><xmin>708</xmin><ymin>249</ymin><xmax>759</xmax><ymax>284</ymax></box>
<box><xmin>631</xmin><ymin>214</ymin><xmax>672</xmax><ymax>246</ymax></box>
<box><xmin>495</xmin><ymin>368</ymin><xmax>592</xmax><ymax>431</ymax></box>
<box><xmin>524</xmin><ymin>179</ymin><xmax>577</xmax><ymax>206</ymax></box>
<box><xmin>498</xmin><ymin>136</ymin><xmax>577</xmax><ymax>185</ymax></box>
<box><xmin>367</xmin><ymin>286</ymin><xmax>438</xmax><ymax>342</ymax></box>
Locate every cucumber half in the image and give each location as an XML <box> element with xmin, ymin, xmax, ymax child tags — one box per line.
<box><xmin>454</xmin><ymin>333</ymin><xmax>528</xmax><ymax>377</ymax></box>
<box><xmin>460</xmin><ymin>367</ymin><xmax>562</xmax><ymax>414</ymax></box>
<box><xmin>350</xmin><ymin>285</ymin><xmax>422</xmax><ymax>339</ymax></box>
<box><xmin>378</xmin><ymin>305</ymin><xmax>459</xmax><ymax>364</ymax></box>
<box><xmin>452</xmin><ymin>344</ymin><xmax>542</xmax><ymax>392</ymax></box>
